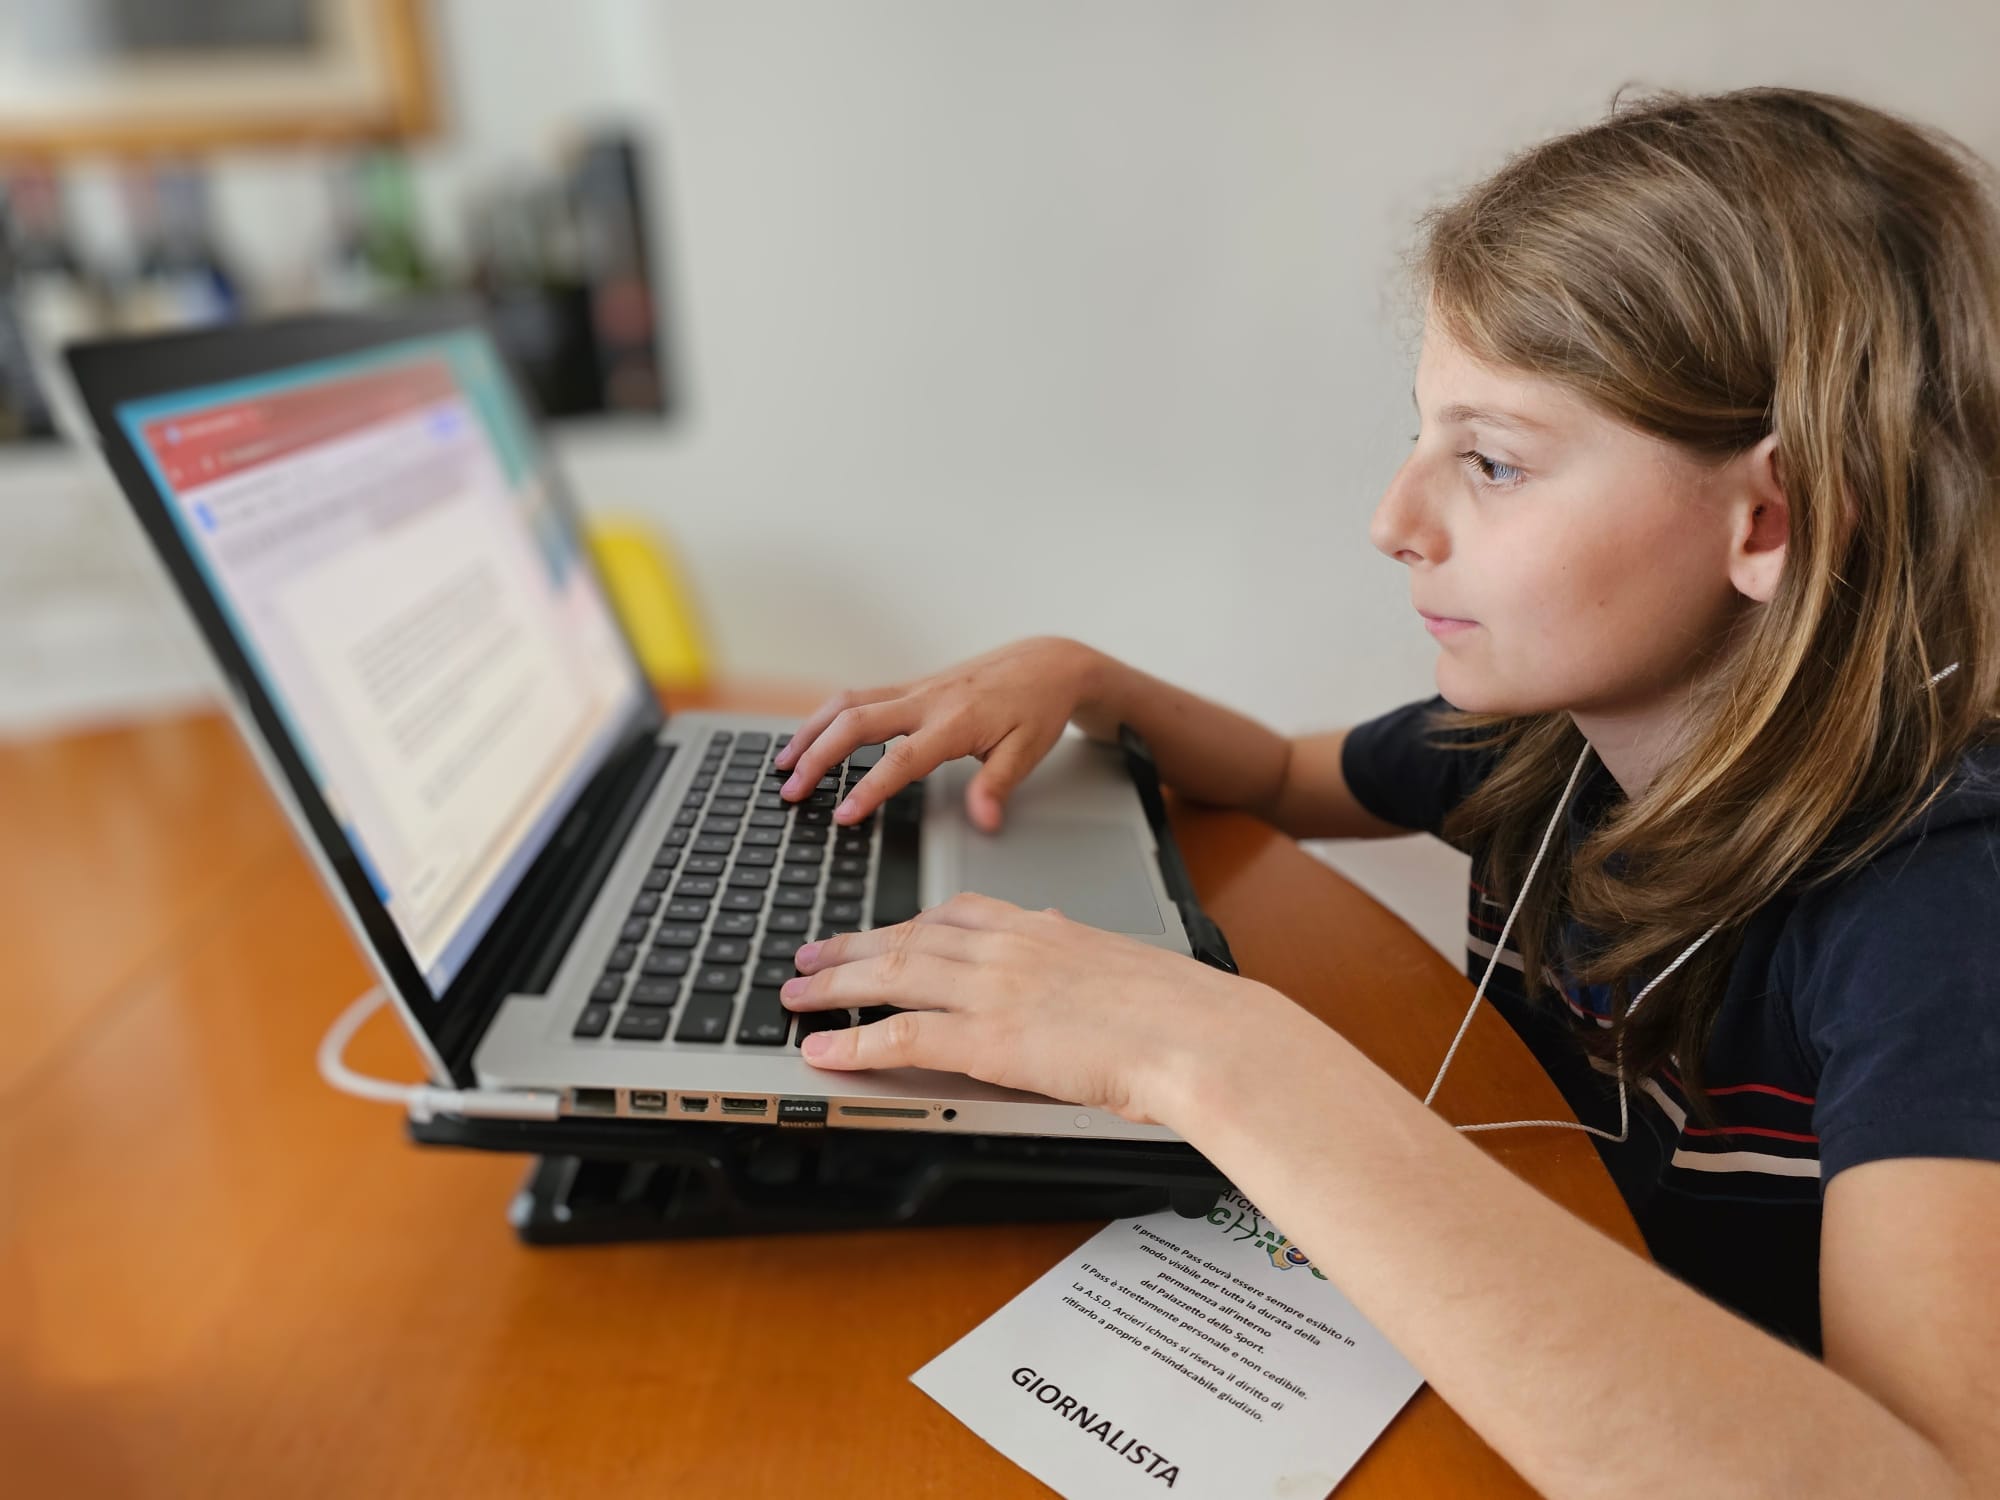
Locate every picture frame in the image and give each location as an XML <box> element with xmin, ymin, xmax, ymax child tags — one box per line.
<box><xmin>0</xmin><ymin>0</ymin><xmax>437</xmax><ymax>155</ymax></box>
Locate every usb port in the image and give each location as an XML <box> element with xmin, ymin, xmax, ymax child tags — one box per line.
<box><xmin>719</xmin><ymin>1096</ymin><xmax>768</xmax><ymax>1115</ymax></box>
<box><xmin>679</xmin><ymin>1095</ymin><xmax>709</xmax><ymax>1112</ymax></box>
<box><xmin>571</xmin><ymin>1087</ymin><xmax>616</xmax><ymax>1114</ymax></box>
<box><xmin>630</xmin><ymin>1090</ymin><xmax>666</xmax><ymax>1112</ymax></box>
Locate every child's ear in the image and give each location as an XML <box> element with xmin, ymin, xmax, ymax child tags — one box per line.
<box><xmin>1726</xmin><ymin>433</ymin><xmax>1789</xmax><ymax>604</ymax></box>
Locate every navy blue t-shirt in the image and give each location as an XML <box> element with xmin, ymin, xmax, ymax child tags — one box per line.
<box><xmin>1341</xmin><ymin>696</ymin><xmax>2000</xmax><ymax>1353</ymax></box>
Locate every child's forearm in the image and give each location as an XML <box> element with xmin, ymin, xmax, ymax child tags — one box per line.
<box><xmin>1069</xmin><ymin>646</ymin><xmax>1296</xmax><ymax>817</ymax></box>
<box><xmin>1156</xmin><ymin>995</ymin><xmax>1970</xmax><ymax>1500</ymax></box>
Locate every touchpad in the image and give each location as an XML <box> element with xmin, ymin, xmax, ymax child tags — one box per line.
<box><xmin>955</xmin><ymin>820</ymin><xmax>1166</xmax><ymax>934</ymax></box>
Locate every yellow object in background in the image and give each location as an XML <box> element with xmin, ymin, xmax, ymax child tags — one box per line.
<box><xmin>584</xmin><ymin>517</ymin><xmax>711</xmax><ymax>692</ymax></box>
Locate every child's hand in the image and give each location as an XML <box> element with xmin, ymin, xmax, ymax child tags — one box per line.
<box><xmin>780</xmin><ymin>891</ymin><xmax>1275</xmax><ymax>1127</ymax></box>
<box><xmin>772</xmin><ymin>637</ymin><xmax>1106</xmax><ymax>832</ymax></box>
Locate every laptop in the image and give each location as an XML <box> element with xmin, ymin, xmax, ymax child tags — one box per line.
<box><xmin>65</xmin><ymin>301</ymin><xmax>1232</xmax><ymax>1143</ymax></box>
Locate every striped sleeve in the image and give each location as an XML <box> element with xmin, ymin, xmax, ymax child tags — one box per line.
<box><xmin>1791</xmin><ymin>822</ymin><xmax>2000</xmax><ymax>1183</ymax></box>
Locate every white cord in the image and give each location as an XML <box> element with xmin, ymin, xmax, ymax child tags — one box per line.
<box><xmin>1432</xmin><ymin>658</ymin><xmax>1962</xmax><ymax>1140</ymax></box>
<box><xmin>317</xmin><ymin>986</ymin><xmax>563</xmax><ymax>1123</ymax></box>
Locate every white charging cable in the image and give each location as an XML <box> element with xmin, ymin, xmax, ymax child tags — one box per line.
<box><xmin>317</xmin><ymin>985</ymin><xmax>563</xmax><ymax>1123</ymax></box>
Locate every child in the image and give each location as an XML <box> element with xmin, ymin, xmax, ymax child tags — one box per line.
<box><xmin>774</xmin><ymin>88</ymin><xmax>2000</xmax><ymax>1496</ymax></box>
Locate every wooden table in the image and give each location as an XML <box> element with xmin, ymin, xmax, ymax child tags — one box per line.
<box><xmin>1</xmin><ymin>686</ymin><xmax>1640</xmax><ymax>1498</ymax></box>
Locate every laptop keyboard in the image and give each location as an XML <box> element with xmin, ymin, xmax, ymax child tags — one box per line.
<box><xmin>569</xmin><ymin>729</ymin><xmax>915</xmax><ymax>1049</ymax></box>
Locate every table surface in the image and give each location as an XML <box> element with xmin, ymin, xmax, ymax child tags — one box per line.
<box><xmin>1</xmin><ymin>684</ymin><xmax>1639</xmax><ymax>1498</ymax></box>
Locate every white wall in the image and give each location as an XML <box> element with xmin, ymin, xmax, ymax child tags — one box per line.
<box><xmin>11</xmin><ymin>0</ymin><xmax>2000</xmax><ymax>961</ymax></box>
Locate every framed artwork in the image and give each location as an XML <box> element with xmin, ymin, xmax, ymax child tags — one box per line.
<box><xmin>0</xmin><ymin>0</ymin><xmax>437</xmax><ymax>155</ymax></box>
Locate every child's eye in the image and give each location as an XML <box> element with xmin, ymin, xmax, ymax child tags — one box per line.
<box><xmin>1458</xmin><ymin>449</ymin><xmax>1524</xmax><ymax>488</ymax></box>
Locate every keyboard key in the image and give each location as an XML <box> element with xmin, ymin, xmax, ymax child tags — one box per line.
<box><xmin>775</xmin><ymin>732</ymin><xmax>793</xmax><ymax>748</ymax></box>
<box><xmin>761</xmin><ymin>936</ymin><xmax>807</xmax><ymax>962</ymax></box>
<box><xmin>655</xmin><ymin>925</ymin><xmax>701</xmax><ymax>948</ymax></box>
<box><xmin>604</xmin><ymin>944</ymin><xmax>637</xmax><ymax>972</ymax></box>
<box><xmin>720</xmin><ymin>889</ymin><xmax>764</xmax><ymax>912</ymax></box>
<box><xmin>822</xmin><ymin>900</ymin><xmax>864</xmax><ymax>925</ymax></box>
<box><xmin>713</xmin><ymin>910</ymin><xmax>759</xmax><ymax>937</ymax></box>
<box><xmin>673</xmin><ymin>876</ymin><xmax>719</xmax><ymax>899</ymax></box>
<box><xmin>742</xmin><ymin>827</ymin><xmax>782</xmax><ymax>847</ymax></box>
<box><xmin>753</xmin><ymin>959</ymin><xmax>799</xmax><ymax>987</ymax></box>
<box><xmin>693</xmin><ymin>965</ymin><xmax>744</xmax><ymax>993</ymax></box>
<box><xmin>675</xmin><ymin>992</ymin><xmax>735</xmax><ymax>1042</ymax></box>
<box><xmin>748</xmin><ymin>809</ymin><xmax>788</xmax><ymax>829</ymax></box>
<box><xmin>694</xmin><ymin>835</ymin><xmax>735</xmax><ymax>855</ymax></box>
<box><xmin>664</xmin><ymin>827</ymin><xmax>692</xmax><ymax>847</ymax></box>
<box><xmin>708</xmin><ymin>732</ymin><xmax>733</xmax><ymax>749</ymax></box>
<box><xmin>652</xmin><ymin>845</ymin><xmax>682</xmax><ymax>868</ymax></box>
<box><xmin>773</xmin><ymin>887</ymin><xmax>815</xmax><ymax>909</ymax></box>
<box><xmin>795</xmin><ymin>1009</ymin><xmax>853</xmax><ymax>1046</ymax></box>
<box><xmin>735</xmin><ymin>846</ymin><xmax>777</xmax><ymax>868</ymax></box>
<box><xmin>727</xmin><ymin>868</ymin><xmax>771</xmax><ymax>890</ymax></box>
<box><xmin>673</xmin><ymin>807</ymin><xmax>698</xmax><ymax>827</ymax></box>
<box><xmin>755</xmin><ymin>793</ymin><xmax>786</xmax><ymax>812</ymax></box>
<box><xmin>573</xmin><ymin>1002</ymin><xmax>612</xmax><ymax>1038</ymax></box>
<box><xmin>614</xmin><ymin>1008</ymin><xmax>672</xmax><ymax>1041</ymax></box>
<box><xmin>831</xmin><ymin>856</ymin><xmax>869</xmax><ymax>878</ymax></box>
<box><xmin>722</xmin><ymin>766</ymin><xmax>759</xmax><ymax>785</ymax></box>
<box><xmin>642</xmin><ymin>949</ymin><xmax>691</xmax><ymax>977</ymax></box>
<box><xmin>685</xmin><ymin>854</ymin><xmax>727</xmax><ymax>876</ymax></box>
<box><xmin>641</xmin><ymin>870</ymin><xmax>670</xmax><ymax>891</ymax></box>
<box><xmin>778</xmin><ymin>865</ymin><xmax>820</xmax><ymax>886</ymax></box>
<box><xmin>737</xmin><ymin>988</ymin><xmax>792</xmax><ymax>1045</ymax></box>
<box><xmin>704</xmin><ymin>937</ymin><xmax>750</xmax><ymax>965</ymax></box>
<box><xmin>737</xmin><ymin>731</ymin><xmax>772</xmax><ymax>752</ymax></box>
<box><xmin>689</xmin><ymin>775</ymin><xmax>715</xmax><ymax>794</ymax></box>
<box><xmin>788</xmin><ymin>825</ymin><xmax>828</xmax><ymax>845</ymax></box>
<box><xmin>710</xmin><ymin>798</ymin><xmax>749</xmax><ymax>818</ymax></box>
<box><xmin>847</xmin><ymin>742</ymin><xmax>886</xmax><ymax>770</ymax></box>
<box><xmin>665</xmin><ymin>898</ymin><xmax>710</xmax><ymax>923</ymax></box>
<box><xmin>826</xmin><ymin>877</ymin><xmax>866</xmax><ymax>900</ymax></box>
<box><xmin>782</xmin><ymin>842</ymin><xmax>825</xmax><ymax>865</ymax></box>
<box><xmin>630</xmin><ymin>979</ymin><xmax>681</xmax><ymax>1007</ymax></box>
<box><xmin>629</xmin><ymin>893</ymin><xmax>661</xmax><ymax>917</ymax></box>
<box><xmin>766</xmin><ymin>909</ymin><xmax>810</xmax><ymax>934</ymax></box>
<box><xmin>701</xmin><ymin>819</ymin><xmax>742</xmax><ymax>839</ymax></box>
<box><xmin>619</xmin><ymin>918</ymin><xmax>650</xmax><ymax>944</ymax></box>
<box><xmin>591</xmin><ymin>976</ymin><xmax>624</xmax><ymax>1003</ymax></box>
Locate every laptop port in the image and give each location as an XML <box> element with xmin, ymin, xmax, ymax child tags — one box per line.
<box><xmin>679</xmin><ymin>1096</ymin><xmax>709</xmax><ymax>1112</ymax></box>
<box><xmin>630</xmin><ymin>1090</ymin><xmax>666</xmax><ymax>1112</ymax></box>
<box><xmin>719</xmin><ymin>1096</ymin><xmax>768</xmax><ymax>1115</ymax></box>
<box><xmin>837</xmin><ymin>1105</ymin><xmax>928</xmax><ymax>1119</ymax></box>
<box><xmin>571</xmin><ymin>1087</ymin><xmax>616</xmax><ymax>1114</ymax></box>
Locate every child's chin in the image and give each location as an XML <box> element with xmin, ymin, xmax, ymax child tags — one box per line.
<box><xmin>1434</xmin><ymin>660</ymin><xmax>1534</xmax><ymax>718</ymax></box>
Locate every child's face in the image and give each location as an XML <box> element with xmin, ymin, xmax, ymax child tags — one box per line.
<box><xmin>1371</xmin><ymin>320</ymin><xmax>1754</xmax><ymax>722</ymax></box>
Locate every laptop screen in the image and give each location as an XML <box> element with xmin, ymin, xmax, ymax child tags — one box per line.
<box><xmin>116</xmin><ymin>329</ymin><xmax>646</xmax><ymax>994</ymax></box>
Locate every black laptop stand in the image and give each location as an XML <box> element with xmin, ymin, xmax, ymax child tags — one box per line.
<box><xmin>407</xmin><ymin>1113</ymin><xmax>1233</xmax><ymax>1246</ymax></box>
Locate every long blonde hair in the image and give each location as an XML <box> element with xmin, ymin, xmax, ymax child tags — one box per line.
<box><xmin>1422</xmin><ymin>88</ymin><xmax>2000</xmax><ymax>1107</ymax></box>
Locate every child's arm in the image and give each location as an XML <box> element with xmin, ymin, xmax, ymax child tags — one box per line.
<box><xmin>1162</xmin><ymin>1005</ymin><xmax>2000</xmax><ymax>1500</ymax></box>
<box><xmin>781</xmin><ymin>635</ymin><xmax>1410</xmax><ymax>839</ymax></box>
<box><xmin>1072</xmin><ymin>655</ymin><xmax>1408</xmax><ymax>840</ymax></box>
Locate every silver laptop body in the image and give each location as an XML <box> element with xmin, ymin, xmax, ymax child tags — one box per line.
<box><xmin>65</xmin><ymin>303</ymin><xmax>1200</xmax><ymax>1146</ymax></box>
